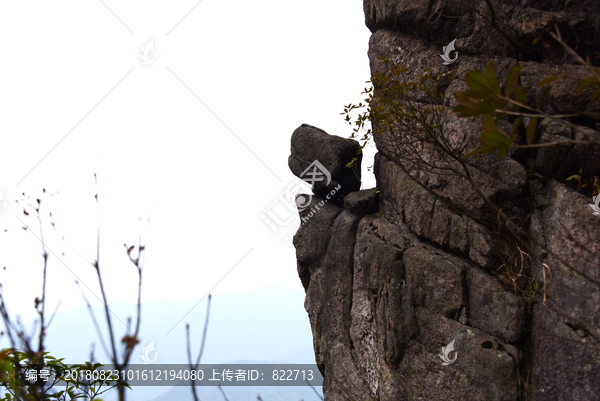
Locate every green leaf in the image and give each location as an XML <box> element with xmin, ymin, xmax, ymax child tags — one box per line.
<box><xmin>513</xmin><ymin>87</ymin><xmax>527</xmax><ymax>106</ymax></box>
<box><xmin>485</xmin><ymin>62</ymin><xmax>496</xmax><ymax>80</ymax></box>
<box><xmin>536</xmin><ymin>75</ymin><xmax>560</xmax><ymax>87</ymax></box>
<box><xmin>577</xmin><ymin>78</ymin><xmax>598</xmax><ymax>95</ymax></box>
<box><xmin>505</xmin><ymin>65</ymin><xmax>520</xmax><ymax>98</ymax></box>
<box><xmin>456</xmin><ymin>99</ymin><xmax>505</xmax><ymax>117</ymax></box>
<box><xmin>498</xmin><ymin>145</ymin><xmax>508</xmax><ymax>160</ymax></box>
<box><xmin>463</xmin><ymin>147</ymin><xmax>495</xmax><ymax>158</ymax></box>
<box><xmin>538</xmin><ymin>85</ymin><xmax>552</xmax><ymax>106</ymax></box>
<box><xmin>480</xmin><ymin>129</ymin><xmax>510</xmax><ymax>150</ymax></box>
<box><xmin>465</xmin><ymin>71</ymin><xmax>500</xmax><ymax>97</ymax></box>
<box><xmin>484</xmin><ymin>63</ymin><xmax>502</xmax><ymax>95</ymax></box>
<box><xmin>481</xmin><ymin>113</ymin><xmax>496</xmax><ymax>132</ymax></box>
<box><xmin>509</xmin><ymin>117</ymin><xmax>521</xmax><ymax>143</ymax></box>
<box><xmin>452</xmin><ymin>105</ymin><xmax>468</xmax><ymax>114</ymax></box>
<box><xmin>526</xmin><ymin>116</ymin><xmax>538</xmax><ymax>144</ymax></box>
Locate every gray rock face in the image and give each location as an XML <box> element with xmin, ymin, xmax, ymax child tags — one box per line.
<box><xmin>289</xmin><ymin>124</ymin><xmax>362</xmax><ymax>201</ymax></box>
<box><xmin>467</xmin><ymin>268</ymin><xmax>526</xmax><ymax>343</ymax></box>
<box><xmin>529</xmin><ymin>180</ymin><xmax>600</xmax><ymax>401</ymax></box>
<box><xmin>364</xmin><ymin>0</ymin><xmax>600</xmax><ymax>63</ymax></box>
<box><xmin>535</xmin><ymin>119</ymin><xmax>600</xmax><ymax>180</ymax></box>
<box><xmin>290</xmin><ymin>1</ymin><xmax>600</xmax><ymax>400</ymax></box>
<box><xmin>294</xmin><ymin>206</ymin><xmax>523</xmax><ymax>400</ymax></box>
<box><xmin>343</xmin><ymin>188</ymin><xmax>380</xmax><ymax>215</ymax></box>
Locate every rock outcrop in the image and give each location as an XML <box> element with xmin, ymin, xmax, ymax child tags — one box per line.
<box><xmin>289</xmin><ymin>124</ymin><xmax>362</xmax><ymax>201</ymax></box>
<box><xmin>290</xmin><ymin>1</ymin><xmax>600</xmax><ymax>400</ymax></box>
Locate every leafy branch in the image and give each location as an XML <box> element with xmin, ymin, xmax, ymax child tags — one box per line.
<box><xmin>454</xmin><ymin>27</ymin><xmax>600</xmax><ymax>159</ymax></box>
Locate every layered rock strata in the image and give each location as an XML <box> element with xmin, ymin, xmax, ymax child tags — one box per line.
<box><xmin>290</xmin><ymin>1</ymin><xmax>600</xmax><ymax>399</ymax></box>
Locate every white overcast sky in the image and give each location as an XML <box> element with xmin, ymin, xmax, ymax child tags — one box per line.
<box><xmin>0</xmin><ymin>0</ymin><xmax>375</xmax><ymax>320</ymax></box>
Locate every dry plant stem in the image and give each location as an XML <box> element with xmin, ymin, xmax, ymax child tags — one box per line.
<box><xmin>541</xmin><ymin>263</ymin><xmax>549</xmax><ymax>304</ymax></box>
<box><xmin>460</xmin><ymin>158</ymin><xmax>600</xmax><ymax>289</ymax></box>
<box><xmin>186</xmin><ymin>294</ymin><xmax>212</xmax><ymax>401</ymax></box>
<box><xmin>381</xmin><ymin>97</ymin><xmax>600</xmax><ymax>300</ymax></box>
<box><xmin>89</xmin><ymin>174</ymin><xmax>146</xmax><ymax>401</ymax></box>
<box><xmin>509</xmin><ymin>140</ymin><xmax>591</xmax><ymax>148</ymax></box>
<box><xmin>93</xmin><ymin>177</ymin><xmax>118</xmax><ymax>365</ymax></box>
<box><xmin>0</xmin><ymin>292</ymin><xmax>28</xmax><ymax>401</ymax></box>
<box><xmin>76</xmin><ymin>281</ymin><xmax>111</xmax><ymax>360</ymax></box>
<box><xmin>551</xmin><ymin>26</ymin><xmax>600</xmax><ymax>82</ymax></box>
<box><xmin>496</xmin><ymin>98</ymin><xmax>600</xmax><ymax>145</ymax></box>
<box><xmin>0</xmin><ymin>189</ymin><xmax>146</xmax><ymax>400</ymax></box>
<box><xmin>36</xmin><ymin>204</ymin><xmax>48</xmax><ymax>361</ymax></box>
<box><xmin>306</xmin><ymin>380</ymin><xmax>325</xmax><ymax>401</ymax></box>
<box><xmin>428</xmin><ymin>110</ymin><xmax>600</xmax><ymax>290</ymax></box>
<box><xmin>0</xmin><ymin>200</ymin><xmax>55</xmax><ymax>399</ymax></box>
<box><xmin>496</xmin><ymin>26</ymin><xmax>600</xmax><ymax>146</ymax></box>
<box><xmin>218</xmin><ymin>385</ymin><xmax>230</xmax><ymax>401</ymax></box>
<box><xmin>0</xmin><ymin>293</ymin><xmax>17</xmax><ymax>348</ymax></box>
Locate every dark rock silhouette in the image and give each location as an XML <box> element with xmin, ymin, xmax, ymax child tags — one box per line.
<box><xmin>289</xmin><ymin>124</ymin><xmax>362</xmax><ymax>201</ymax></box>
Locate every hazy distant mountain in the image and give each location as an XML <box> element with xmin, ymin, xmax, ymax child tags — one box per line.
<box><xmin>40</xmin><ymin>285</ymin><xmax>315</xmax><ymax>365</ymax></box>
<box><xmin>1</xmin><ymin>285</ymin><xmax>321</xmax><ymax>401</ymax></box>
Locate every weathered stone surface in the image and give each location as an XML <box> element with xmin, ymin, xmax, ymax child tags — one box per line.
<box><xmin>363</xmin><ymin>0</ymin><xmax>474</xmax><ymax>41</ymax></box>
<box><xmin>467</xmin><ymin>267</ymin><xmax>526</xmax><ymax>342</ymax></box>
<box><xmin>364</xmin><ymin>0</ymin><xmax>600</xmax><ymax>63</ymax></box>
<box><xmin>296</xmin><ymin>203</ymin><xmax>367</xmax><ymax>400</ymax></box>
<box><xmin>289</xmin><ymin>124</ymin><xmax>362</xmax><ymax>200</ymax></box>
<box><xmin>293</xmin><ymin>195</ymin><xmax>526</xmax><ymax>399</ymax></box>
<box><xmin>375</xmin><ymin>152</ymin><xmax>500</xmax><ymax>267</ymax></box>
<box><xmin>290</xmin><ymin>1</ymin><xmax>600</xmax><ymax>400</ymax></box>
<box><xmin>520</xmin><ymin>62</ymin><xmax>600</xmax><ymax>115</ymax></box>
<box><xmin>350</xmin><ymin>217</ymin><xmax>409</xmax><ymax>396</ymax></box>
<box><xmin>529</xmin><ymin>180</ymin><xmax>600</xmax><ymax>400</ymax></box>
<box><xmin>368</xmin><ymin>31</ymin><xmax>528</xmax><ymax>217</ymax></box>
<box><xmin>466</xmin><ymin>217</ymin><xmax>494</xmax><ymax>268</ymax></box>
<box><xmin>410</xmin><ymin>307</ymin><xmax>520</xmax><ymax>401</ymax></box>
<box><xmin>535</xmin><ymin>119</ymin><xmax>600</xmax><ymax>180</ymax></box>
<box><xmin>323</xmin><ymin>211</ymin><xmax>522</xmax><ymax>400</ymax></box>
<box><xmin>343</xmin><ymin>188</ymin><xmax>380</xmax><ymax>215</ymax></box>
<box><xmin>293</xmin><ymin>194</ymin><xmax>343</xmax><ymax>290</ymax></box>
<box><xmin>404</xmin><ymin>246</ymin><xmax>464</xmax><ymax>319</ymax></box>
<box><xmin>532</xmin><ymin>304</ymin><xmax>600</xmax><ymax>401</ymax></box>
<box><xmin>531</xmin><ymin>180</ymin><xmax>600</xmax><ymax>322</ymax></box>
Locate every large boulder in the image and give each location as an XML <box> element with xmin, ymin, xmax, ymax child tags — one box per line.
<box><xmin>289</xmin><ymin>124</ymin><xmax>362</xmax><ymax>200</ymax></box>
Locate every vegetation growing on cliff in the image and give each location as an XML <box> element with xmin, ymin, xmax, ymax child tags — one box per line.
<box><xmin>341</xmin><ymin>26</ymin><xmax>600</xmax><ymax>306</ymax></box>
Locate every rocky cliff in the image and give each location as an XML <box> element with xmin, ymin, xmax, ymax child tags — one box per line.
<box><xmin>290</xmin><ymin>1</ymin><xmax>600</xmax><ymax>400</ymax></box>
